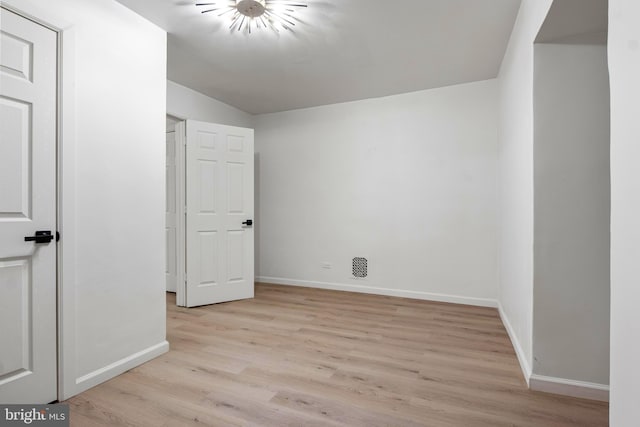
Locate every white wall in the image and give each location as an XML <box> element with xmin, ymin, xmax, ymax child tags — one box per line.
<box><xmin>4</xmin><ymin>0</ymin><xmax>169</xmax><ymax>399</ymax></box>
<box><xmin>497</xmin><ymin>0</ymin><xmax>553</xmax><ymax>380</ymax></box>
<box><xmin>609</xmin><ymin>0</ymin><xmax>640</xmax><ymax>423</ymax></box>
<box><xmin>533</xmin><ymin>43</ymin><xmax>610</xmax><ymax>386</ymax></box>
<box><xmin>254</xmin><ymin>80</ymin><xmax>499</xmax><ymax>306</ymax></box>
<box><xmin>167</xmin><ymin>80</ymin><xmax>253</xmax><ymax>128</ymax></box>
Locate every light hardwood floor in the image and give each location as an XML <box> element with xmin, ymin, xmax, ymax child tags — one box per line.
<box><xmin>67</xmin><ymin>283</ymin><xmax>608</xmax><ymax>426</ymax></box>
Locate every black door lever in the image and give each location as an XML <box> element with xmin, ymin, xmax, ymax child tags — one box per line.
<box><xmin>25</xmin><ymin>230</ymin><xmax>54</xmax><ymax>244</ymax></box>
<box><xmin>242</xmin><ymin>219</ymin><xmax>253</xmax><ymax>226</ymax></box>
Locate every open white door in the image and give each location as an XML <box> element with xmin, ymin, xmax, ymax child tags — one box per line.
<box><xmin>0</xmin><ymin>7</ymin><xmax>58</xmax><ymax>403</ymax></box>
<box><xmin>177</xmin><ymin>120</ymin><xmax>254</xmax><ymax>307</ymax></box>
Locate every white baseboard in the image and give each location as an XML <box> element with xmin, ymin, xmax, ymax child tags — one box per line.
<box><xmin>497</xmin><ymin>303</ymin><xmax>532</xmax><ymax>386</ymax></box>
<box><xmin>72</xmin><ymin>341</ymin><xmax>169</xmax><ymax>396</ymax></box>
<box><xmin>497</xmin><ymin>304</ymin><xmax>609</xmax><ymax>402</ymax></box>
<box><xmin>530</xmin><ymin>374</ymin><xmax>609</xmax><ymax>402</ymax></box>
<box><xmin>256</xmin><ymin>276</ymin><xmax>498</xmax><ymax>308</ymax></box>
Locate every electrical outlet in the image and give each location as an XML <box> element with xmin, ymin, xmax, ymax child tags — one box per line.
<box><xmin>321</xmin><ymin>262</ymin><xmax>332</xmax><ymax>269</ymax></box>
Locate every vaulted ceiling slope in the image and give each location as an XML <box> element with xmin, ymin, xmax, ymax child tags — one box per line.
<box><xmin>116</xmin><ymin>0</ymin><xmax>522</xmax><ymax>114</ymax></box>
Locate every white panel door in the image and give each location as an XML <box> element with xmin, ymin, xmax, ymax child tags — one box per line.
<box><xmin>181</xmin><ymin>120</ymin><xmax>254</xmax><ymax>307</ymax></box>
<box><xmin>166</xmin><ymin>131</ymin><xmax>177</xmax><ymax>292</ymax></box>
<box><xmin>0</xmin><ymin>7</ymin><xmax>57</xmax><ymax>403</ymax></box>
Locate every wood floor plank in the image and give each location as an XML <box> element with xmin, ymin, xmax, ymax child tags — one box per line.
<box><xmin>66</xmin><ymin>283</ymin><xmax>608</xmax><ymax>426</ymax></box>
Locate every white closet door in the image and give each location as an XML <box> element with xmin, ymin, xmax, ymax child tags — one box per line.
<box><xmin>0</xmin><ymin>7</ymin><xmax>58</xmax><ymax>403</ymax></box>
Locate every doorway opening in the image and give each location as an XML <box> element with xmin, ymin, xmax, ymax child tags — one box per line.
<box><xmin>164</xmin><ymin>117</ymin><xmax>256</xmax><ymax>307</ymax></box>
<box><xmin>531</xmin><ymin>0</ymin><xmax>610</xmax><ymax>401</ymax></box>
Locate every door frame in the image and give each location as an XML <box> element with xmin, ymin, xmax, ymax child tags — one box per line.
<box><xmin>164</xmin><ymin>117</ymin><xmax>187</xmax><ymax>304</ymax></box>
<box><xmin>1</xmin><ymin>0</ymin><xmax>78</xmax><ymax>401</ymax></box>
<box><xmin>174</xmin><ymin>121</ymin><xmax>187</xmax><ymax>306</ymax></box>
<box><xmin>166</xmin><ymin>115</ymin><xmax>184</xmax><ymax>295</ymax></box>
<box><xmin>166</xmin><ymin>120</ymin><xmax>187</xmax><ymax>302</ymax></box>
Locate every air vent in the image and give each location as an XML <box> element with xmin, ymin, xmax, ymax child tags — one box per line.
<box><xmin>352</xmin><ymin>257</ymin><xmax>368</xmax><ymax>278</ymax></box>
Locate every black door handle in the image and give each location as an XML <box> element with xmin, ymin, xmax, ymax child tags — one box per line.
<box><xmin>25</xmin><ymin>230</ymin><xmax>54</xmax><ymax>244</ymax></box>
<box><xmin>242</xmin><ymin>219</ymin><xmax>253</xmax><ymax>226</ymax></box>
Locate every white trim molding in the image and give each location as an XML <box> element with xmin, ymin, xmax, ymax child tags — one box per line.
<box><xmin>72</xmin><ymin>341</ymin><xmax>169</xmax><ymax>398</ymax></box>
<box><xmin>498</xmin><ymin>303</ymin><xmax>532</xmax><ymax>386</ymax></box>
<box><xmin>529</xmin><ymin>374</ymin><xmax>609</xmax><ymax>402</ymax></box>
<box><xmin>498</xmin><ymin>304</ymin><xmax>609</xmax><ymax>402</ymax></box>
<box><xmin>256</xmin><ymin>276</ymin><xmax>498</xmax><ymax>308</ymax></box>
<box><xmin>175</xmin><ymin>121</ymin><xmax>187</xmax><ymax>307</ymax></box>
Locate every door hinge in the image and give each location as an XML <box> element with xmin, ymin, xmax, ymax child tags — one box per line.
<box><xmin>56</xmin><ymin>231</ymin><xmax>60</xmax><ymax>242</ymax></box>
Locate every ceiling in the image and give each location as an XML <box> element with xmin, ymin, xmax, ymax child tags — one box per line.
<box><xmin>116</xmin><ymin>0</ymin><xmax>522</xmax><ymax>114</ymax></box>
<box><xmin>536</xmin><ymin>0</ymin><xmax>608</xmax><ymax>44</ymax></box>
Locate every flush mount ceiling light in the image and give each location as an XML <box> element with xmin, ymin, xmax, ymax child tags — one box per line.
<box><xmin>196</xmin><ymin>0</ymin><xmax>308</xmax><ymax>34</ymax></box>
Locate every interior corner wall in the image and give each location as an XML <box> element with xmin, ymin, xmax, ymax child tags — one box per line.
<box><xmin>609</xmin><ymin>0</ymin><xmax>640</xmax><ymax>423</ymax></box>
<box><xmin>254</xmin><ymin>79</ymin><xmax>499</xmax><ymax>306</ymax></box>
<box><xmin>167</xmin><ymin>80</ymin><xmax>253</xmax><ymax>128</ymax></box>
<box><xmin>4</xmin><ymin>0</ymin><xmax>169</xmax><ymax>400</ymax></box>
<box><xmin>497</xmin><ymin>0</ymin><xmax>553</xmax><ymax>380</ymax></box>
<box><xmin>533</xmin><ymin>43</ymin><xmax>610</xmax><ymax>386</ymax></box>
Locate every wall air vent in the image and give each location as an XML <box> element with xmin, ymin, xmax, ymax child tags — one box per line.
<box><xmin>352</xmin><ymin>257</ymin><xmax>368</xmax><ymax>278</ymax></box>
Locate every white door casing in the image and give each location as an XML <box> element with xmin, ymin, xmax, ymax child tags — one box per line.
<box><xmin>178</xmin><ymin>120</ymin><xmax>254</xmax><ymax>307</ymax></box>
<box><xmin>166</xmin><ymin>131</ymin><xmax>177</xmax><ymax>292</ymax></box>
<box><xmin>0</xmin><ymin>7</ymin><xmax>58</xmax><ymax>403</ymax></box>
